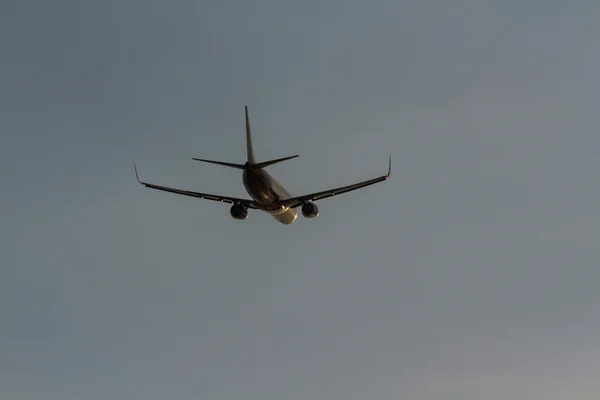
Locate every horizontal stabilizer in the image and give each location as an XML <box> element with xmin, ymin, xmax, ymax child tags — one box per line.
<box><xmin>249</xmin><ymin>154</ymin><xmax>299</xmax><ymax>169</ymax></box>
<box><xmin>191</xmin><ymin>158</ymin><xmax>246</xmax><ymax>169</ymax></box>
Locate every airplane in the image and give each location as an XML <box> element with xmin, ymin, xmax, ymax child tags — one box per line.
<box><xmin>134</xmin><ymin>105</ymin><xmax>391</xmax><ymax>225</ymax></box>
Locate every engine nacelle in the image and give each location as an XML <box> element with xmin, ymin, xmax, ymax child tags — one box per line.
<box><xmin>230</xmin><ymin>204</ymin><xmax>248</xmax><ymax>220</ymax></box>
<box><xmin>301</xmin><ymin>202</ymin><xmax>319</xmax><ymax>218</ymax></box>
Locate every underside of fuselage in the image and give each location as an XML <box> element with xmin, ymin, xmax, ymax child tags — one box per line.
<box><xmin>242</xmin><ymin>166</ymin><xmax>298</xmax><ymax>224</ymax></box>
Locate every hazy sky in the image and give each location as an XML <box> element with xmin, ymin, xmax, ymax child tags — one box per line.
<box><xmin>2</xmin><ymin>1</ymin><xmax>600</xmax><ymax>399</ymax></box>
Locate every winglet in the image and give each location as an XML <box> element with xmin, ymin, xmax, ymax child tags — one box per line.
<box><xmin>387</xmin><ymin>155</ymin><xmax>391</xmax><ymax>178</ymax></box>
<box><xmin>134</xmin><ymin>163</ymin><xmax>141</xmax><ymax>183</ymax></box>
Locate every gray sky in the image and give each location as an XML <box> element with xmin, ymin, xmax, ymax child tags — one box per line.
<box><xmin>2</xmin><ymin>1</ymin><xmax>600</xmax><ymax>399</ymax></box>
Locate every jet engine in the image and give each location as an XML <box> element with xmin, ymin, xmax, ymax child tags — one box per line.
<box><xmin>301</xmin><ymin>202</ymin><xmax>319</xmax><ymax>218</ymax></box>
<box><xmin>230</xmin><ymin>204</ymin><xmax>248</xmax><ymax>220</ymax></box>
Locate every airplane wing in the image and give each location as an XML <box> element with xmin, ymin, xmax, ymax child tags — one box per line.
<box><xmin>280</xmin><ymin>156</ymin><xmax>391</xmax><ymax>209</ymax></box>
<box><xmin>134</xmin><ymin>164</ymin><xmax>259</xmax><ymax>209</ymax></box>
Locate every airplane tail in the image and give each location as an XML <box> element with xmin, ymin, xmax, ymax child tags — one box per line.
<box><xmin>245</xmin><ymin>105</ymin><xmax>256</xmax><ymax>164</ymax></box>
<box><xmin>244</xmin><ymin>105</ymin><xmax>299</xmax><ymax>169</ymax></box>
<box><xmin>191</xmin><ymin>105</ymin><xmax>299</xmax><ymax>170</ymax></box>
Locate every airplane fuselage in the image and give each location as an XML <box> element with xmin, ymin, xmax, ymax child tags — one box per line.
<box><xmin>242</xmin><ymin>164</ymin><xmax>298</xmax><ymax>224</ymax></box>
<box><xmin>242</xmin><ymin>163</ymin><xmax>298</xmax><ymax>225</ymax></box>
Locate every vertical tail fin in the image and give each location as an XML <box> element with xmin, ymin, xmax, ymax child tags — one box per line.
<box><xmin>245</xmin><ymin>105</ymin><xmax>256</xmax><ymax>164</ymax></box>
